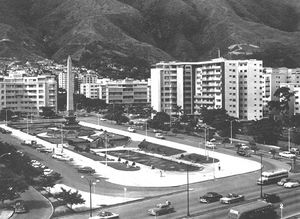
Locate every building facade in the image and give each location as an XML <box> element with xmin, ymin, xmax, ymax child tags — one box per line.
<box><xmin>80</xmin><ymin>78</ymin><xmax>151</xmax><ymax>105</ymax></box>
<box><xmin>151</xmin><ymin>58</ymin><xmax>264</xmax><ymax>120</ymax></box>
<box><xmin>0</xmin><ymin>73</ymin><xmax>57</xmax><ymax>116</ymax></box>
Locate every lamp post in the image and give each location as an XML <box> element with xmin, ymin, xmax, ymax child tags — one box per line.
<box><xmin>81</xmin><ymin>176</ymin><xmax>99</xmax><ymax>217</ymax></box>
<box><xmin>260</xmin><ymin>153</ymin><xmax>263</xmax><ymax>198</ymax></box>
<box><xmin>5</xmin><ymin>108</ymin><xmax>7</xmax><ymax>125</ymax></box>
<box><xmin>230</xmin><ymin>120</ymin><xmax>233</xmax><ymax>144</ymax></box>
<box><xmin>186</xmin><ymin>164</ymin><xmax>190</xmax><ymax>217</ymax></box>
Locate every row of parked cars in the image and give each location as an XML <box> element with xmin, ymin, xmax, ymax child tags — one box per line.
<box><xmin>199</xmin><ymin>191</ymin><xmax>280</xmax><ymax>204</ymax></box>
<box><xmin>277</xmin><ymin>177</ymin><xmax>300</xmax><ymax>188</ymax></box>
<box><xmin>127</xmin><ymin>127</ymin><xmax>165</xmax><ymax>139</ymax></box>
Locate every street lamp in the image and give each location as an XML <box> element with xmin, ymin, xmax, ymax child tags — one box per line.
<box><xmin>186</xmin><ymin>164</ymin><xmax>190</xmax><ymax>217</ymax></box>
<box><xmin>260</xmin><ymin>153</ymin><xmax>263</xmax><ymax>198</ymax></box>
<box><xmin>81</xmin><ymin>176</ymin><xmax>100</xmax><ymax>217</ymax></box>
<box><xmin>230</xmin><ymin>120</ymin><xmax>233</xmax><ymax>144</ymax></box>
<box><xmin>287</xmin><ymin>127</ymin><xmax>295</xmax><ymax>152</ymax></box>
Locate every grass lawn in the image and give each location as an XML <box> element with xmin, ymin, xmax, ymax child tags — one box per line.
<box><xmin>138</xmin><ymin>140</ymin><xmax>186</xmax><ymax>156</ymax></box>
<box><xmin>107</xmin><ymin>162</ymin><xmax>140</xmax><ymax>171</ymax></box>
<box><xmin>107</xmin><ymin>150</ymin><xmax>201</xmax><ymax>172</ymax></box>
<box><xmin>180</xmin><ymin>153</ymin><xmax>219</xmax><ymax>164</ymax></box>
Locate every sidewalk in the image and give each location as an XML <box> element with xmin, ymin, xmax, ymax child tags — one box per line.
<box><xmin>0</xmin><ymin>209</ymin><xmax>14</xmax><ymax>219</ymax></box>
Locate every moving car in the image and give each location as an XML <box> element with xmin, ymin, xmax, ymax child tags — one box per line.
<box><xmin>127</xmin><ymin>127</ymin><xmax>136</xmax><ymax>132</ymax></box>
<box><xmin>89</xmin><ymin>211</ymin><xmax>119</xmax><ymax>219</ymax></box>
<box><xmin>279</xmin><ymin>151</ymin><xmax>296</xmax><ymax>158</ymax></box>
<box><xmin>284</xmin><ymin>180</ymin><xmax>300</xmax><ymax>188</ymax></box>
<box><xmin>277</xmin><ymin>178</ymin><xmax>292</xmax><ymax>186</ymax></box>
<box><xmin>14</xmin><ymin>200</ymin><xmax>27</xmax><ymax>213</ymax></box>
<box><xmin>148</xmin><ymin>201</ymin><xmax>174</xmax><ymax>216</ymax></box>
<box><xmin>52</xmin><ymin>153</ymin><xmax>73</xmax><ymax>161</ymax></box>
<box><xmin>155</xmin><ymin>133</ymin><xmax>165</xmax><ymax>139</ymax></box>
<box><xmin>261</xmin><ymin>193</ymin><xmax>281</xmax><ymax>203</ymax></box>
<box><xmin>220</xmin><ymin>193</ymin><xmax>245</xmax><ymax>204</ymax></box>
<box><xmin>199</xmin><ymin>192</ymin><xmax>223</xmax><ymax>203</ymax></box>
<box><xmin>77</xmin><ymin>166</ymin><xmax>96</xmax><ymax>174</ymax></box>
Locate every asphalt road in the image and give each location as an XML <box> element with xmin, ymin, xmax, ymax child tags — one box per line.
<box><xmin>2</xmin><ymin>118</ymin><xmax>299</xmax><ymax>219</ymax></box>
<box><xmin>10</xmin><ymin>186</ymin><xmax>52</xmax><ymax>219</ymax></box>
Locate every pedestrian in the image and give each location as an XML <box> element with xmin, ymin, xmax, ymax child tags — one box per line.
<box><xmin>160</xmin><ymin>170</ymin><xmax>163</xmax><ymax>177</ymax></box>
<box><xmin>218</xmin><ymin>163</ymin><xmax>221</xmax><ymax>171</ymax></box>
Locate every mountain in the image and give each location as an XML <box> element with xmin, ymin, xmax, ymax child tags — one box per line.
<box><xmin>0</xmin><ymin>0</ymin><xmax>300</xmax><ymax>72</ymax></box>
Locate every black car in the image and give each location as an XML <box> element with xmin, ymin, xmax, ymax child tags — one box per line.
<box><xmin>262</xmin><ymin>193</ymin><xmax>281</xmax><ymax>203</ymax></box>
<box><xmin>77</xmin><ymin>166</ymin><xmax>96</xmax><ymax>174</ymax></box>
<box><xmin>200</xmin><ymin>192</ymin><xmax>223</xmax><ymax>203</ymax></box>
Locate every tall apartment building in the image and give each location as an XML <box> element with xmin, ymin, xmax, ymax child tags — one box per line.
<box><xmin>80</xmin><ymin>78</ymin><xmax>151</xmax><ymax>105</ymax></box>
<box><xmin>151</xmin><ymin>58</ymin><xmax>264</xmax><ymax>120</ymax></box>
<box><xmin>151</xmin><ymin>62</ymin><xmax>195</xmax><ymax>116</ymax></box>
<box><xmin>262</xmin><ymin>67</ymin><xmax>300</xmax><ymax>116</ymax></box>
<box><xmin>0</xmin><ymin>73</ymin><xmax>57</xmax><ymax>115</ymax></box>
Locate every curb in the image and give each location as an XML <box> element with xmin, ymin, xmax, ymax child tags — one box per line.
<box><xmin>33</xmin><ymin>187</ymin><xmax>54</xmax><ymax>219</ymax></box>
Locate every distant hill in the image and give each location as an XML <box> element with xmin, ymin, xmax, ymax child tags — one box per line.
<box><xmin>0</xmin><ymin>0</ymin><xmax>300</xmax><ymax>75</ymax></box>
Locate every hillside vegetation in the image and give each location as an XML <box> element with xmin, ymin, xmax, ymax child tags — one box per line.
<box><xmin>0</xmin><ymin>0</ymin><xmax>300</xmax><ymax>73</ymax></box>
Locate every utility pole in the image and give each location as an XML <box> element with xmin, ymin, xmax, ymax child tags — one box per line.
<box><xmin>260</xmin><ymin>153</ymin><xmax>263</xmax><ymax>198</ymax></box>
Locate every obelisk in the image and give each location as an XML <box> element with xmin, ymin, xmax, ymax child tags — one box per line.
<box><xmin>64</xmin><ymin>55</ymin><xmax>78</xmax><ymax>129</ymax></box>
<box><xmin>66</xmin><ymin>55</ymin><xmax>74</xmax><ymax>116</ymax></box>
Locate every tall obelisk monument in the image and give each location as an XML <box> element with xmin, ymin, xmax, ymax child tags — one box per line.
<box><xmin>66</xmin><ymin>55</ymin><xmax>74</xmax><ymax>116</ymax></box>
<box><xmin>64</xmin><ymin>55</ymin><xmax>78</xmax><ymax>128</ymax></box>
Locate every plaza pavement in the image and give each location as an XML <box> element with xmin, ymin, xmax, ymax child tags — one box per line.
<box><xmin>0</xmin><ymin>122</ymin><xmax>273</xmax><ymax>210</ymax></box>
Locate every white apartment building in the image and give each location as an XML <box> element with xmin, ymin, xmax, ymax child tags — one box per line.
<box><xmin>80</xmin><ymin>78</ymin><xmax>150</xmax><ymax>105</ymax></box>
<box><xmin>0</xmin><ymin>73</ymin><xmax>57</xmax><ymax>115</ymax></box>
<box><xmin>80</xmin><ymin>83</ymin><xmax>100</xmax><ymax>99</ymax></box>
<box><xmin>151</xmin><ymin>62</ymin><xmax>194</xmax><ymax>116</ymax></box>
<box><xmin>151</xmin><ymin>58</ymin><xmax>264</xmax><ymax>120</ymax></box>
<box><xmin>58</xmin><ymin>71</ymin><xmax>67</xmax><ymax>89</ymax></box>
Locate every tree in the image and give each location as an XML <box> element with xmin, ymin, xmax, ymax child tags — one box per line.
<box><xmin>40</xmin><ymin>107</ymin><xmax>56</xmax><ymax>118</ymax></box>
<box><xmin>54</xmin><ymin>187</ymin><xmax>85</xmax><ymax>209</ymax></box>
<box><xmin>0</xmin><ymin>109</ymin><xmax>15</xmax><ymax>121</ymax></box>
<box><xmin>149</xmin><ymin>111</ymin><xmax>170</xmax><ymax>131</ymax></box>
<box><xmin>268</xmin><ymin>87</ymin><xmax>295</xmax><ymax>125</ymax></box>
<box><xmin>0</xmin><ymin>170</ymin><xmax>28</xmax><ymax>204</ymax></box>
<box><xmin>249</xmin><ymin>118</ymin><xmax>281</xmax><ymax>145</ymax></box>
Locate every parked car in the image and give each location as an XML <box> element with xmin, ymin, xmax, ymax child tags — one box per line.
<box><xmin>77</xmin><ymin>166</ymin><xmax>96</xmax><ymax>174</ymax></box>
<box><xmin>153</xmin><ymin>129</ymin><xmax>162</xmax><ymax>133</ymax></box>
<box><xmin>89</xmin><ymin>211</ymin><xmax>119</xmax><ymax>219</ymax></box>
<box><xmin>0</xmin><ymin>128</ymin><xmax>12</xmax><ymax>134</ymax></box>
<box><xmin>99</xmin><ymin>118</ymin><xmax>107</xmax><ymax>121</ymax></box>
<box><xmin>155</xmin><ymin>133</ymin><xmax>165</xmax><ymax>139</ymax></box>
<box><xmin>127</xmin><ymin>127</ymin><xmax>136</xmax><ymax>132</ymax></box>
<box><xmin>14</xmin><ymin>200</ymin><xmax>27</xmax><ymax>213</ymax></box>
<box><xmin>277</xmin><ymin>178</ymin><xmax>292</xmax><ymax>186</ymax></box>
<box><xmin>284</xmin><ymin>180</ymin><xmax>300</xmax><ymax>188</ymax></box>
<box><xmin>205</xmin><ymin>141</ymin><xmax>216</xmax><ymax>149</ymax></box>
<box><xmin>279</xmin><ymin>151</ymin><xmax>296</xmax><ymax>159</ymax></box>
<box><xmin>43</xmin><ymin>168</ymin><xmax>53</xmax><ymax>176</ymax></box>
<box><xmin>220</xmin><ymin>193</ymin><xmax>245</xmax><ymax>204</ymax></box>
<box><xmin>37</xmin><ymin>148</ymin><xmax>52</xmax><ymax>153</ymax></box>
<box><xmin>261</xmin><ymin>193</ymin><xmax>281</xmax><ymax>203</ymax></box>
<box><xmin>52</xmin><ymin>153</ymin><xmax>73</xmax><ymax>161</ymax></box>
<box><xmin>148</xmin><ymin>201</ymin><xmax>174</xmax><ymax>216</ymax></box>
<box><xmin>237</xmin><ymin>150</ymin><xmax>251</xmax><ymax>157</ymax></box>
<box><xmin>199</xmin><ymin>192</ymin><xmax>223</xmax><ymax>203</ymax></box>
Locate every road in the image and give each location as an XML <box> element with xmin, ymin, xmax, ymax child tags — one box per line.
<box><xmin>10</xmin><ymin>186</ymin><xmax>52</xmax><ymax>219</ymax></box>
<box><xmin>2</xmin><ymin>118</ymin><xmax>299</xmax><ymax>219</ymax></box>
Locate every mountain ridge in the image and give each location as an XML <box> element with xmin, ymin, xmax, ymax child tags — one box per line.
<box><xmin>0</xmin><ymin>0</ymin><xmax>300</xmax><ymax>73</ymax></box>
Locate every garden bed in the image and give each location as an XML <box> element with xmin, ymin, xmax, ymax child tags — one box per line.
<box><xmin>138</xmin><ymin>140</ymin><xmax>185</xmax><ymax>156</ymax></box>
<box><xmin>180</xmin><ymin>153</ymin><xmax>219</xmax><ymax>164</ymax></box>
<box><xmin>107</xmin><ymin>150</ymin><xmax>201</xmax><ymax>172</ymax></box>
